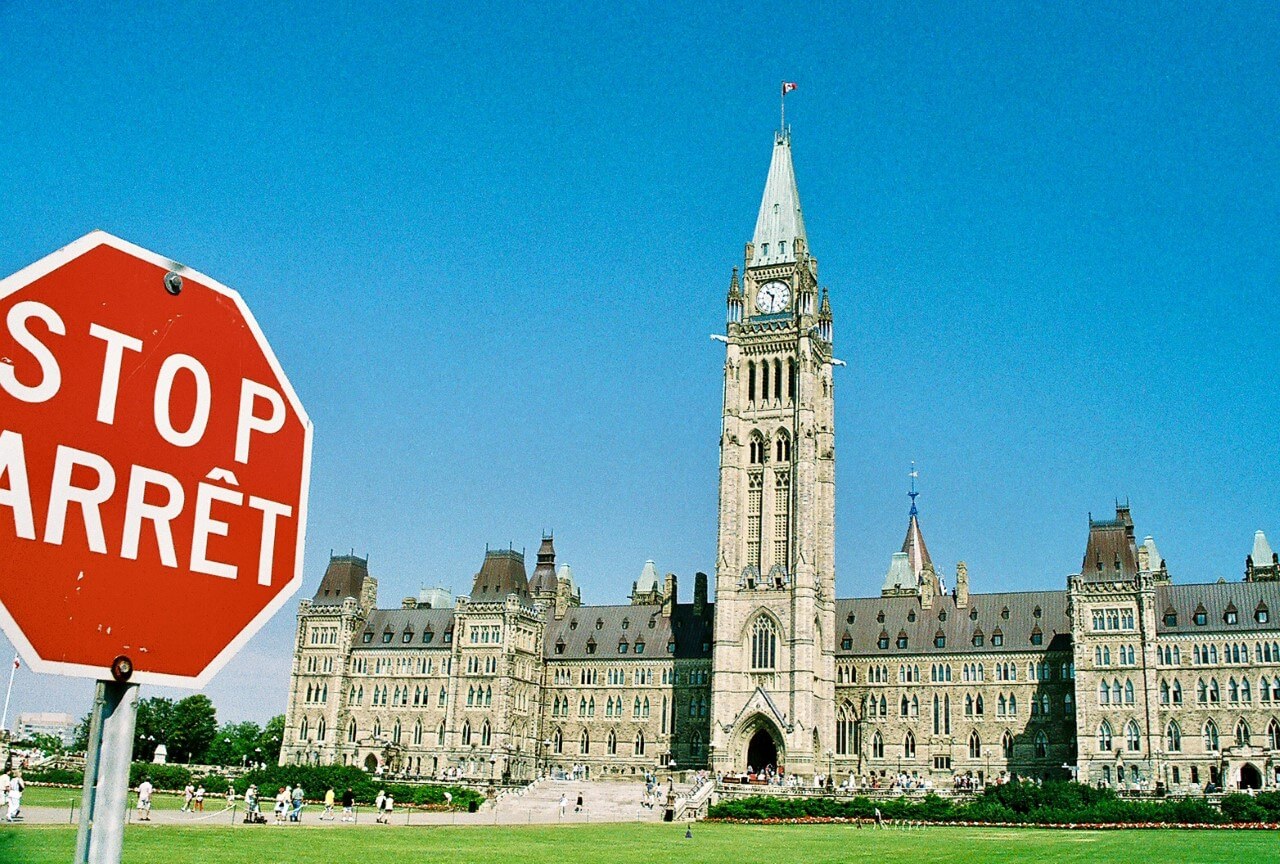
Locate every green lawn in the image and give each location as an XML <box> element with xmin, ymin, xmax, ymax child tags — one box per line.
<box><xmin>21</xmin><ymin>785</ymin><xmax>201</xmax><ymax>812</ymax></box>
<box><xmin>1</xmin><ymin>822</ymin><xmax>1275</xmax><ymax>864</ymax></box>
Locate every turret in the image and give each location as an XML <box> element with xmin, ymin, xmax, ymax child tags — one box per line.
<box><xmin>1246</xmin><ymin>530</ymin><xmax>1279</xmax><ymax>582</ymax></box>
<box><xmin>726</xmin><ymin>268</ymin><xmax>743</xmax><ymax>324</ymax></box>
<box><xmin>817</xmin><ymin>287</ymin><xmax>832</xmax><ymax>342</ymax></box>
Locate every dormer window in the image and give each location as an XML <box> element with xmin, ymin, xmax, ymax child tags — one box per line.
<box><xmin>648</xmin><ymin>617</ymin><xmax>657</xmax><ymax>629</ymax></box>
<box><xmin>846</xmin><ymin>613</ymin><xmax>855</xmax><ymax>624</ymax></box>
<box><xmin>991</xmin><ymin>628</ymin><xmax>1004</xmax><ymax>647</ymax></box>
<box><xmin>618</xmin><ymin>641</ymin><xmax>628</xmax><ymax>654</ymax></box>
<box><xmin>585</xmin><ymin>637</ymin><xmax>597</xmax><ymax>655</ymax></box>
<box><xmin>635</xmin><ymin>640</ymin><xmax>645</xmax><ymax>654</ymax></box>
<box><xmin>761</xmin><ymin>243</ymin><xmax>769</xmax><ymax>257</ymax></box>
<box><xmin>907</xmin><ymin>610</ymin><xmax>917</xmax><ymax>623</ymax></box>
<box><xmin>1193</xmin><ymin>606</ymin><xmax>1207</xmax><ymax>626</ymax></box>
<box><xmin>841</xmin><ymin>634</ymin><xmax>853</xmax><ymax>651</ymax></box>
<box><xmin>1000</xmin><ymin>607</ymin><xmax>1010</xmax><ymax>620</ymax></box>
<box><xmin>382</xmin><ymin>631</ymin><xmax>393</xmax><ymax>644</ymax></box>
<box><xmin>1225</xmin><ymin>604</ymin><xmax>1238</xmax><ymax>625</ymax></box>
<box><xmin>423</xmin><ymin>630</ymin><xmax>434</xmax><ymax>643</ymax></box>
<box><xmin>555</xmin><ymin>638</ymin><xmax>565</xmax><ymax>655</ymax></box>
<box><xmin>1033</xmin><ymin>606</ymin><xmax>1042</xmax><ymax>619</ymax></box>
<box><xmin>969</xmin><ymin>607</ymin><xmax>978</xmax><ymax>621</ymax></box>
<box><xmin>972</xmin><ymin>632</ymin><xmax>984</xmax><ymax>648</ymax></box>
<box><xmin>362</xmin><ymin>632</ymin><xmax>373</xmax><ymax>644</ymax></box>
<box><xmin>667</xmin><ymin>640</ymin><xmax>676</xmax><ymax>654</ymax></box>
<box><xmin>596</xmin><ymin>619</ymin><xmax>604</xmax><ymax>630</ymax></box>
<box><xmin>402</xmin><ymin>631</ymin><xmax>413</xmax><ymax>644</ymax></box>
<box><xmin>896</xmin><ymin>631</ymin><xmax>908</xmax><ymax>650</ymax></box>
<box><xmin>934</xmin><ymin>630</ymin><xmax>945</xmax><ymax>649</ymax></box>
<box><xmin>938</xmin><ymin>611</ymin><xmax>947</xmax><ymax>622</ymax></box>
<box><xmin>778</xmin><ymin>241</ymin><xmax>786</xmax><ymax>256</ymax></box>
<box><xmin>1030</xmin><ymin>627</ymin><xmax>1043</xmax><ymax>646</ymax></box>
<box><xmin>570</xmin><ymin>620</ymin><xmax>578</xmax><ymax>630</ymax></box>
<box><xmin>1257</xmin><ymin>604</ymin><xmax>1270</xmax><ymax>624</ymax></box>
<box><xmin>878</xmin><ymin>631</ymin><xmax>890</xmax><ymax>650</ymax></box>
<box><xmin>622</xmin><ymin>618</ymin><xmax>630</xmax><ymax>630</ymax></box>
<box><xmin>876</xmin><ymin>611</ymin><xmax>885</xmax><ymax>624</ymax></box>
<box><xmin>444</xmin><ymin>630</ymin><xmax>453</xmax><ymax>644</ymax></box>
<box><xmin>1163</xmin><ymin>608</ymin><xmax>1177</xmax><ymax>627</ymax></box>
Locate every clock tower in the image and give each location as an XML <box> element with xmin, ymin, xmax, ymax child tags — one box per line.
<box><xmin>710</xmin><ymin>129</ymin><xmax>836</xmax><ymax>777</ymax></box>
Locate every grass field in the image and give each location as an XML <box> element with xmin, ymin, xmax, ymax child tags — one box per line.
<box><xmin>0</xmin><ymin>821</ymin><xmax>1274</xmax><ymax>864</ymax></box>
<box><xmin>20</xmin><ymin>785</ymin><xmax>199</xmax><ymax>812</ymax></box>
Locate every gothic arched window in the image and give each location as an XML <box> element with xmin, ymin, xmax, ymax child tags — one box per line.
<box><xmin>751</xmin><ymin>616</ymin><xmax>778</xmax><ymax>670</ymax></box>
<box><xmin>1034</xmin><ymin>730</ymin><xmax>1048</xmax><ymax>758</ymax></box>
<box><xmin>1125</xmin><ymin>720</ymin><xmax>1140</xmax><ymax>752</ymax></box>
<box><xmin>1098</xmin><ymin>720</ymin><xmax>1113</xmax><ymax>752</ymax></box>
<box><xmin>871</xmin><ymin>731</ymin><xmax>884</xmax><ymax>759</ymax></box>
<box><xmin>1166</xmin><ymin>721</ymin><xmax>1181</xmax><ymax>752</ymax></box>
<box><xmin>968</xmin><ymin>730</ymin><xmax>981</xmax><ymax>759</ymax></box>
<box><xmin>1203</xmin><ymin>720</ymin><xmax>1219</xmax><ymax>751</ymax></box>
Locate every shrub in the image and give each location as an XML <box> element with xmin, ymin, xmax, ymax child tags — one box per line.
<box><xmin>129</xmin><ymin>762</ymin><xmax>192</xmax><ymax>791</ymax></box>
<box><xmin>708</xmin><ymin>781</ymin><xmax>1249</xmax><ymax>825</ymax></box>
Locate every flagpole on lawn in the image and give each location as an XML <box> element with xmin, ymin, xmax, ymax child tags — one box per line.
<box><xmin>1</xmin><ymin>656</ymin><xmax>17</xmax><ymax>732</ymax></box>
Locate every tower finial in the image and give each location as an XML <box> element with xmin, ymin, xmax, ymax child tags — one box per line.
<box><xmin>908</xmin><ymin>461</ymin><xmax>919</xmax><ymax>515</ymax></box>
<box><xmin>780</xmin><ymin>81</ymin><xmax>797</xmax><ymax>137</ymax></box>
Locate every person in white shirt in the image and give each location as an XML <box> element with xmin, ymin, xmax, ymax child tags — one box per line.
<box><xmin>5</xmin><ymin>772</ymin><xmax>22</xmax><ymax>822</ymax></box>
<box><xmin>137</xmin><ymin>778</ymin><xmax>154</xmax><ymax>821</ymax></box>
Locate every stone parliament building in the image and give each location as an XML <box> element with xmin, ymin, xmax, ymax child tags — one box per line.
<box><xmin>283</xmin><ymin>130</ymin><xmax>1280</xmax><ymax>793</ymax></box>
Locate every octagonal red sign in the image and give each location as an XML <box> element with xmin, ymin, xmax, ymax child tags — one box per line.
<box><xmin>0</xmin><ymin>231</ymin><xmax>312</xmax><ymax>686</ymax></box>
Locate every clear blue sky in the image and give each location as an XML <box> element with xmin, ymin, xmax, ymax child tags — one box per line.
<box><xmin>1</xmin><ymin>2</ymin><xmax>1277</xmax><ymax>724</ymax></box>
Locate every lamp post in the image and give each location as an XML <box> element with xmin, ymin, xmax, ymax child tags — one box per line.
<box><xmin>542</xmin><ymin>739</ymin><xmax>552</xmax><ymax>779</ymax></box>
<box><xmin>826</xmin><ymin>750</ymin><xmax>833</xmax><ymax>790</ymax></box>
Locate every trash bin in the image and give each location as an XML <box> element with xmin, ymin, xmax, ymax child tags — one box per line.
<box><xmin>663</xmin><ymin>808</ymin><xmax>674</xmax><ymax>822</ymax></box>
<box><xmin>468</xmin><ymin>799</ymin><xmax>479</xmax><ymax>813</ymax></box>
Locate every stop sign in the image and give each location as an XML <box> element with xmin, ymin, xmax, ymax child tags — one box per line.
<box><xmin>0</xmin><ymin>231</ymin><xmax>312</xmax><ymax>687</ymax></box>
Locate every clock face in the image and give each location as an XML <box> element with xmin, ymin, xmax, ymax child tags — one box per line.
<box><xmin>755</xmin><ymin>281</ymin><xmax>791</xmax><ymax>314</ymax></box>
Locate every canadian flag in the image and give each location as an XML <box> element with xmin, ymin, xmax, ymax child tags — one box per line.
<box><xmin>781</xmin><ymin>81</ymin><xmax>798</xmax><ymax>96</ymax></box>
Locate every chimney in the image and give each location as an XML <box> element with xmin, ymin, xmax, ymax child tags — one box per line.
<box><xmin>694</xmin><ymin>572</ymin><xmax>708</xmax><ymax>617</ymax></box>
<box><xmin>662</xmin><ymin>572</ymin><xmax>678</xmax><ymax>617</ymax></box>
<box><xmin>955</xmin><ymin>561</ymin><xmax>969</xmax><ymax>609</ymax></box>
<box><xmin>920</xmin><ymin>570</ymin><xmax>934</xmax><ymax>610</ymax></box>
<box><xmin>401</xmin><ymin>597</ymin><xmax>417</xmax><ymax>610</ymax></box>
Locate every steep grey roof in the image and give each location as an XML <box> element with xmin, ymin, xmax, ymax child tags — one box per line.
<box><xmin>358</xmin><ymin>607</ymin><xmax>456</xmax><ymax>650</ymax></box>
<box><xmin>544</xmin><ymin>604</ymin><xmax>713</xmax><ymax>661</ymax></box>
<box><xmin>750</xmin><ymin>132</ymin><xmax>807</xmax><ymax>267</ymax></box>
<box><xmin>1156</xmin><ymin>581</ymin><xmax>1280</xmax><ymax>636</ymax></box>
<box><xmin>835</xmin><ymin>590</ymin><xmax>1070</xmax><ymax>657</ymax></box>
<box><xmin>1252</xmin><ymin>531</ymin><xmax>1275</xmax><ymax>566</ymax></box>
<box><xmin>312</xmin><ymin>555</ymin><xmax>368</xmax><ymax>605</ymax></box>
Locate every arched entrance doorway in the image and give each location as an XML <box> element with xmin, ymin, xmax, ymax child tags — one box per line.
<box><xmin>364</xmin><ymin>753</ymin><xmax>379</xmax><ymax>772</ymax></box>
<box><xmin>1239</xmin><ymin>763</ymin><xmax>1262</xmax><ymax>790</ymax></box>
<box><xmin>747</xmin><ymin>728</ymin><xmax>778</xmax><ymax>773</ymax></box>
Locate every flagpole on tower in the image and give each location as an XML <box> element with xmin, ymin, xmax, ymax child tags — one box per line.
<box><xmin>1</xmin><ymin>655</ymin><xmax>17</xmax><ymax>732</ymax></box>
<box><xmin>780</xmin><ymin>81</ymin><xmax>785</xmax><ymax>134</ymax></box>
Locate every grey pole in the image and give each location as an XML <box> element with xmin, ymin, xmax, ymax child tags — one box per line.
<box><xmin>74</xmin><ymin>683</ymin><xmax>107</xmax><ymax>864</ymax></box>
<box><xmin>75</xmin><ymin>680</ymin><xmax>139</xmax><ymax>864</ymax></box>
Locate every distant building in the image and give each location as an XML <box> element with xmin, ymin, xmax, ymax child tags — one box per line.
<box><xmin>15</xmin><ymin>711</ymin><xmax>77</xmax><ymax>746</ymax></box>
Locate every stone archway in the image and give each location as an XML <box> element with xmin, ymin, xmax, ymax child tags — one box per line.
<box><xmin>747</xmin><ymin>729</ymin><xmax>778</xmax><ymax>772</ymax></box>
<box><xmin>1239</xmin><ymin>762</ymin><xmax>1262</xmax><ymax>790</ymax></box>
<box><xmin>364</xmin><ymin>753</ymin><xmax>379</xmax><ymax>772</ymax></box>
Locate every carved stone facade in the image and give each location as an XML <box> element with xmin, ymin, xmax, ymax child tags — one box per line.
<box><xmin>281</xmin><ymin>130</ymin><xmax>1280</xmax><ymax>792</ymax></box>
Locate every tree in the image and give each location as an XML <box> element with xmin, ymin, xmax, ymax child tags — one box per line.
<box><xmin>133</xmin><ymin>697</ymin><xmax>176</xmax><ymax>762</ymax></box>
<box><xmin>72</xmin><ymin>710</ymin><xmax>92</xmax><ymax>753</ymax></box>
<box><xmin>168</xmin><ymin>695</ymin><xmax>217</xmax><ymax>764</ymax></box>
<box><xmin>205</xmin><ymin>721</ymin><xmax>263</xmax><ymax>767</ymax></box>
<box><xmin>28</xmin><ymin>732</ymin><xmax>65</xmax><ymax>755</ymax></box>
<box><xmin>257</xmin><ymin>715</ymin><xmax>285</xmax><ymax>767</ymax></box>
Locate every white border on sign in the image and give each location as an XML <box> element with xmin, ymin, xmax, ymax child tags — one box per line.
<box><xmin>0</xmin><ymin>230</ymin><xmax>314</xmax><ymax>689</ymax></box>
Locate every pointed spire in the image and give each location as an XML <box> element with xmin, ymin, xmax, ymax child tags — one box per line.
<box><xmin>728</xmin><ymin>267</ymin><xmax>742</xmax><ymax>298</ymax></box>
<box><xmin>750</xmin><ymin>132</ymin><xmax>807</xmax><ymax>267</ymax></box>
<box><xmin>1253</xmin><ymin>530</ymin><xmax>1274</xmax><ymax>565</ymax></box>
<box><xmin>902</xmin><ymin>465</ymin><xmax>933</xmax><ymax>581</ymax></box>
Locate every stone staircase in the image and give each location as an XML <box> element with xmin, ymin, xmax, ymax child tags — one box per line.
<box><xmin>490</xmin><ymin>777</ymin><xmax>690</xmax><ymax>824</ymax></box>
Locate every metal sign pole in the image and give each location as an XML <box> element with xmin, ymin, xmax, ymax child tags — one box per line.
<box><xmin>74</xmin><ymin>680</ymin><xmax>138</xmax><ymax>864</ymax></box>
